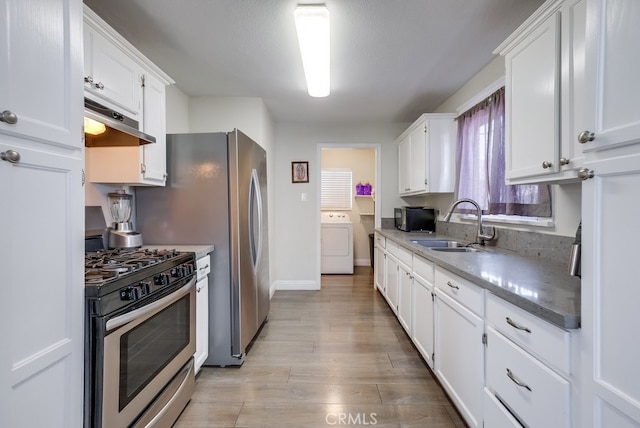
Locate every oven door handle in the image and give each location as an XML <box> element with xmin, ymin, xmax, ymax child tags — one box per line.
<box><xmin>106</xmin><ymin>277</ymin><xmax>196</xmax><ymax>332</ymax></box>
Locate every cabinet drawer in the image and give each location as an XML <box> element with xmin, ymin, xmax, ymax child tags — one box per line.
<box><xmin>398</xmin><ymin>245</ymin><xmax>412</xmax><ymax>267</ymax></box>
<box><xmin>486</xmin><ymin>327</ymin><xmax>571</xmax><ymax>428</ymax></box>
<box><xmin>374</xmin><ymin>233</ymin><xmax>386</xmax><ymax>249</ymax></box>
<box><xmin>412</xmin><ymin>254</ymin><xmax>434</xmax><ymax>282</ymax></box>
<box><xmin>483</xmin><ymin>388</ymin><xmax>523</xmax><ymax>428</ymax></box>
<box><xmin>386</xmin><ymin>240</ymin><xmax>399</xmax><ymax>257</ymax></box>
<box><xmin>487</xmin><ymin>293</ymin><xmax>570</xmax><ymax>374</ymax></box>
<box><xmin>196</xmin><ymin>255</ymin><xmax>211</xmax><ymax>281</ymax></box>
<box><xmin>435</xmin><ymin>267</ymin><xmax>484</xmax><ymax>316</ymax></box>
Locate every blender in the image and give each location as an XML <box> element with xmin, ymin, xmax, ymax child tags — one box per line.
<box><xmin>106</xmin><ymin>190</ymin><xmax>143</xmax><ymax>249</ymax></box>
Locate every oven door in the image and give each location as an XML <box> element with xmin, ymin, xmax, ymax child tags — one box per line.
<box><xmin>101</xmin><ymin>277</ymin><xmax>196</xmax><ymax>428</ymax></box>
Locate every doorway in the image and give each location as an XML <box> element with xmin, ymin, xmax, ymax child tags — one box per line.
<box><xmin>318</xmin><ymin>144</ymin><xmax>380</xmax><ymax>281</ymax></box>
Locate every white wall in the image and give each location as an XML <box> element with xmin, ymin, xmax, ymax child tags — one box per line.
<box><xmin>273</xmin><ymin>122</ymin><xmax>406</xmax><ymax>289</ymax></box>
<box><xmin>422</xmin><ymin>55</ymin><xmax>582</xmax><ymax>237</ymax></box>
<box><xmin>166</xmin><ymin>92</ymin><xmax>277</xmax><ymax>294</ymax></box>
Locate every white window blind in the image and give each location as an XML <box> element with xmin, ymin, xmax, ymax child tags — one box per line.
<box><xmin>321</xmin><ymin>169</ymin><xmax>352</xmax><ymax>210</ymax></box>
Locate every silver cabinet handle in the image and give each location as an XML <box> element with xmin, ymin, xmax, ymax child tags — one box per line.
<box><xmin>559</xmin><ymin>157</ymin><xmax>570</xmax><ymax>166</ymax></box>
<box><xmin>447</xmin><ymin>281</ymin><xmax>459</xmax><ymax>290</ymax></box>
<box><xmin>506</xmin><ymin>317</ymin><xmax>531</xmax><ymax>333</ymax></box>
<box><xmin>577</xmin><ymin>168</ymin><xmax>595</xmax><ymax>181</ymax></box>
<box><xmin>542</xmin><ymin>161</ymin><xmax>552</xmax><ymax>169</ymax></box>
<box><xmin>199</xmin><ymin>264</ymin><xmax>210</xmax><ymax>271</ymax></box>
<box><xmin>1</xmin><ymin>149</ymin><xmax>20</xmax><ymax>163</ymax></box>
<box><xmin>0</xmin><ymin>110</ymin><xmax>18</xmax><ymax>124</ymax></box>
<box><xmin>506</xmin><ymin>368</ymin><xmax>532</xmax><ymax>391</ymax></box>
<box><xmin>578</xmin><ymin>130</ymin><xmax>595</xmax><ymax>144</ymax></box>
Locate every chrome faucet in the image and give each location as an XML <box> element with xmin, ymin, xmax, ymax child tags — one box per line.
<box><xmin>443</xmin><ymin>198</ymin><xmax>496</xmax><ymax>245</ymax></box>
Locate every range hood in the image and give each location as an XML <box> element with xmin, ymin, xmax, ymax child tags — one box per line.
<box><xmin>84</xmin><ymin>98</ymin><xmax>156</xmax><ymax>147</ymax></box>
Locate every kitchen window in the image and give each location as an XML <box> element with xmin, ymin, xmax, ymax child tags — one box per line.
<box><xmin>321</xmin><ymin>169</ymin><xmax>352</xmax><ymax>210</ymax></box>
<box><xmin>454</xmin><ymin>86</ymin><xmax>552</xmax><ymax>224</ymax></box>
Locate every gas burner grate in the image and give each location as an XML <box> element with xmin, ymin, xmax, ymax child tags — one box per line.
<box><xmin>84</xmin><ymin>248</ymin><xmax>184</xmax><ymax>286</ymax></box>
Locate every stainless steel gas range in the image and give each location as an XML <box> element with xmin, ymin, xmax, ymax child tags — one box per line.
<box><xmin>84</xmin><ymin>248</ymin><xmax>197</xmax><ymax>428</ymax></box>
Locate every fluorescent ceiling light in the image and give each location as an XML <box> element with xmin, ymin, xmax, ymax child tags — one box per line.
<box><xmin>294</xmin><ymin>4</ymin><xmax>330</xmax><ymax>97</ymax></box>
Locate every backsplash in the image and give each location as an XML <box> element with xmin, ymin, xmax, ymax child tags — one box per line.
<box><xmin>381</xmin><ymin>218</ymin><xmax>574</xmax><ymax>266</ymax></box>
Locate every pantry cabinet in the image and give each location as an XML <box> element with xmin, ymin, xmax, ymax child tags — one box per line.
<box><xmin>0</xmin><ymin>0</ymin><xmax>84</xmax><ymax>427</ymax></box>
<box><xmin>579</xmin><ymin>1</ymin><xmax>640</xmax><ymax>425</ymax></box>
<box><xmin>83</xmin><ymin>5</ymin><xmax>173</xmax><ymax>186</ymax></box>
<box><xmin>397</xmin><ymin>113</ymin><xmax>456</xmax><ymax>196</ymax></box>
<box><xmin>497</xmin><ymin>0</ymin><xmax>587</xmax><ymax>184</ymax></box>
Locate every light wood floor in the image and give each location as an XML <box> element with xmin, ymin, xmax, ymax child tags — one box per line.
<box><xmin>174</xmin><ymin>266</ymin><xmax>466</xmax><ymax>428</ymax></box>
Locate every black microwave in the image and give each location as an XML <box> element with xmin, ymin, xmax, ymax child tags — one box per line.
<box><xmin>394</xmin><ymin>207</ymin><xmax>437</xmax><ymax>232</ymax></box>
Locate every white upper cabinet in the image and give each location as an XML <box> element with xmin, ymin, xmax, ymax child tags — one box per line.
<box><xmin>497</xmin><ymin>0</ymin><xmax>587</xmax><ymax>184</ymax></box>
<box><xmin>0</xmin><ymin>0</ymin><xmax>83</xmax><ymax>150</ymax></box>
<box><xmin>397</xmin><ymin>113</ymin><xmax>456</xmax><ymax>196</ymax></box>
<box><xmin>83</xmin><ymin>5</ymin><xmax>174</xmax><ymax>186</ymax></box>
<box><xmin>83</xmin><ymin>23</ymin><xmax>144</xmax><ymax>117</ymax></box>
<box><xmin>581</xmin><ymin>0</ymin><xmax>640</xmax><ymax>152</ymax></box>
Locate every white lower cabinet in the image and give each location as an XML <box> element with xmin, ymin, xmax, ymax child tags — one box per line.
<box><xmin>411</xmin><ymin>268</ymin><xmax>434</xmax><ymax>369</ymax></box>
<box><xmin>194</xmin><ymin>254</ymin><xmax>211</xmax><ymax>374</ymax></box>
<box><xmin>483</xmin><ymin>387</ymin><xmax>523</xmax><ymax>428</ymax></box>
<box><xmin>397</xmin><ymin>261</ymin><xmax>412</xmax><ymax>333</ymax></box>
<box><xmin>486</xmin><ymin>326</ymin><xmax>571</xmax><ymax>427</ymax></box>
<box><xmin>384</xmin><ymin>243</ymin><xmax>399</xmax><ymax>314</ymax></box>
<box><xmin>435</xmin><ymin>286</ymin><xmax>485</xmax><ymax>428</ymax></box>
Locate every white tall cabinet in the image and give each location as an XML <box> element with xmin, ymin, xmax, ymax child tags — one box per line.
<box><xmin>0</xmin><ymin>0</ymin><xmax>84</xmax><ymax>427</ymax></box>
<box><xmin>580</xmin><ymin>2</ymin><xmax>640</xmax><ymax>426</ymax></box>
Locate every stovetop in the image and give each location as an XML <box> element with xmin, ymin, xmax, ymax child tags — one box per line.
<box><xmin>85</xmin><ymin>248</ymin><xmax>196</xmax><ymax>300</ymax></box>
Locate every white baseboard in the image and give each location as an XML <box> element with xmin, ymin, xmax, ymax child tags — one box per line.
<box><xmin>272</xmin><ymin>280</ymin><xmax>320</xmax><ymax>292</ymax></box>
<box><xmin>354</xmin><ymin>258</ymin><xmax>372</xmax><ymax>267</ymax></box>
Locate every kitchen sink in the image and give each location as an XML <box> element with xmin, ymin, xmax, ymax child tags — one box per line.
<box><xmin>410</xmin><ymin>239</ymin><xmax>467</xmax><ymax>248</ymax></box>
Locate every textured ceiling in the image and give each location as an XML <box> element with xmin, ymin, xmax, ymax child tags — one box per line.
<box><xmin>83</xmin><ymin>0</ymin><xmax>545</xmax><ymax>124</ymax></box>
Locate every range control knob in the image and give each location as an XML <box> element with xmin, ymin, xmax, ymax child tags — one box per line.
<box><xmin>120</xmin><ymin>286</ymin><xmax>137</xmax><ymax>301</ymax></box>
<box><xmin>154</xmin><ymin>273</ymin><xmax>170</xmax><ymax>285</ymax></box>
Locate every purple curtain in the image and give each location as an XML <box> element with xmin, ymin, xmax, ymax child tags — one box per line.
<box><xmin>454</xmin><ymin>87</ymin><xmax>551</xmax><ymax>217</ymax></box>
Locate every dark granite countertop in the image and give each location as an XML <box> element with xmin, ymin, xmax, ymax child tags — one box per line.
<box><xmin>375</xmin><ymin>229</ymin><xmax>581</xmax><ymax>330</ymax></box>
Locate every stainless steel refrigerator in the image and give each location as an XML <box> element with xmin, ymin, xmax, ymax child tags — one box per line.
<box><xmin>135</xmin><ymin>129</ymin><xmax>270</xmax><ymax>366</ymax></box>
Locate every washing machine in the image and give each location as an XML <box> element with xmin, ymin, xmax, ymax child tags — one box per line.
<box><xmin>321</xmin><ymin>212</ymin><xmax>354</xmax><ymax>274</ymax></box>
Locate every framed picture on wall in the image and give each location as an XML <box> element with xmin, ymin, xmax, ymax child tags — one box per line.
<box><xmin>291</xmin><ymin>161</ymin><xmax>309</xmax><ymax>183</ymax></box>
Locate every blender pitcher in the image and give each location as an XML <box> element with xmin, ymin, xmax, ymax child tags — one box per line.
<box><xmin>107</xmin><ymin>190</ymin><xmax>143</xmax><ymax>248</ymax></box>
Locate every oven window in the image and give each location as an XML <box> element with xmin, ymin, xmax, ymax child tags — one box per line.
<box><xmin>119</xmin><ymin>294</ymin><xmax>190</xmax><ymax>410</ymax></box>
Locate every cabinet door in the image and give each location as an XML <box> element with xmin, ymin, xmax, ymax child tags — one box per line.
<box><xmin>195</xmin><ymin>276</ymin><xmax>209</xmax><ymax>374</ymax></box>
<box><xmin>0</xmin><ymin>0</ymin><xmax>83</xmax><ymax>151</ymax></box>
<box><xmin>384</xmin><ymin>254</ymin><xmax>399</xmax><ymax>314</ymax></box>
<box><xmin>581</xmin><ymin>152</ymin><xmax>640</xmax><ymax>426</ymax></box>
<box><xmin>582</xmin><ymin>0</ymin><xmax>640</xmax><ymax>152</ymax></box>
<box><xmin>559</xmin><ymin>0</ymin><xmax>587</xmax><ymax>173</ymax></box>
<box><xmin>141</xmin><ymin>73</ymin><xmax>167</xmax><ymax>185</ymax></box>
<box><xmin>408</xmin><ymin>123</ymin><xmax>427</xmax><ymax>193</ymax></box>
<box><xmin>505</xmin><ymin>11</ymin><xmax>560</xmax><ymax>181</ymax></box>
<box><xmin>398</xmin><ymin>136</ymin><xmax>410</xmax><ymax>194</ymax></box>
<box><xmin>84</xmin><ymin>25</ymin><xmax>143</xmax><ymax>116</ymax></box>
<box><xmin>434</xmin><ymin>291</ymin><xmax>484</xmax><ymax>428</ymax></box>
<box><xmin>411</xmin><ymin>274</ymin><xmax>434</xmax><ymax>369</ymax></box>
<box><xmin>397</xmin><ymin>262</ymin><xmax>412</xmax><ymax>334</ymax></box>
<box><xmin>374</xmin><ymin>246</ymin><xmax>385</xmax><ymax>292</ymax></box>
<box><xmin>0</xmin><ymin>142</ymin><xmax>84</xmax><ymax>428</ymax></box>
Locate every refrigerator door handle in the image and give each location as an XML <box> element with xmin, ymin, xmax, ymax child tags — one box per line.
<box><xmin>249</xmin><ymin>168</ymin><xmax>263</xmax><ymax>272</ymax></box>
